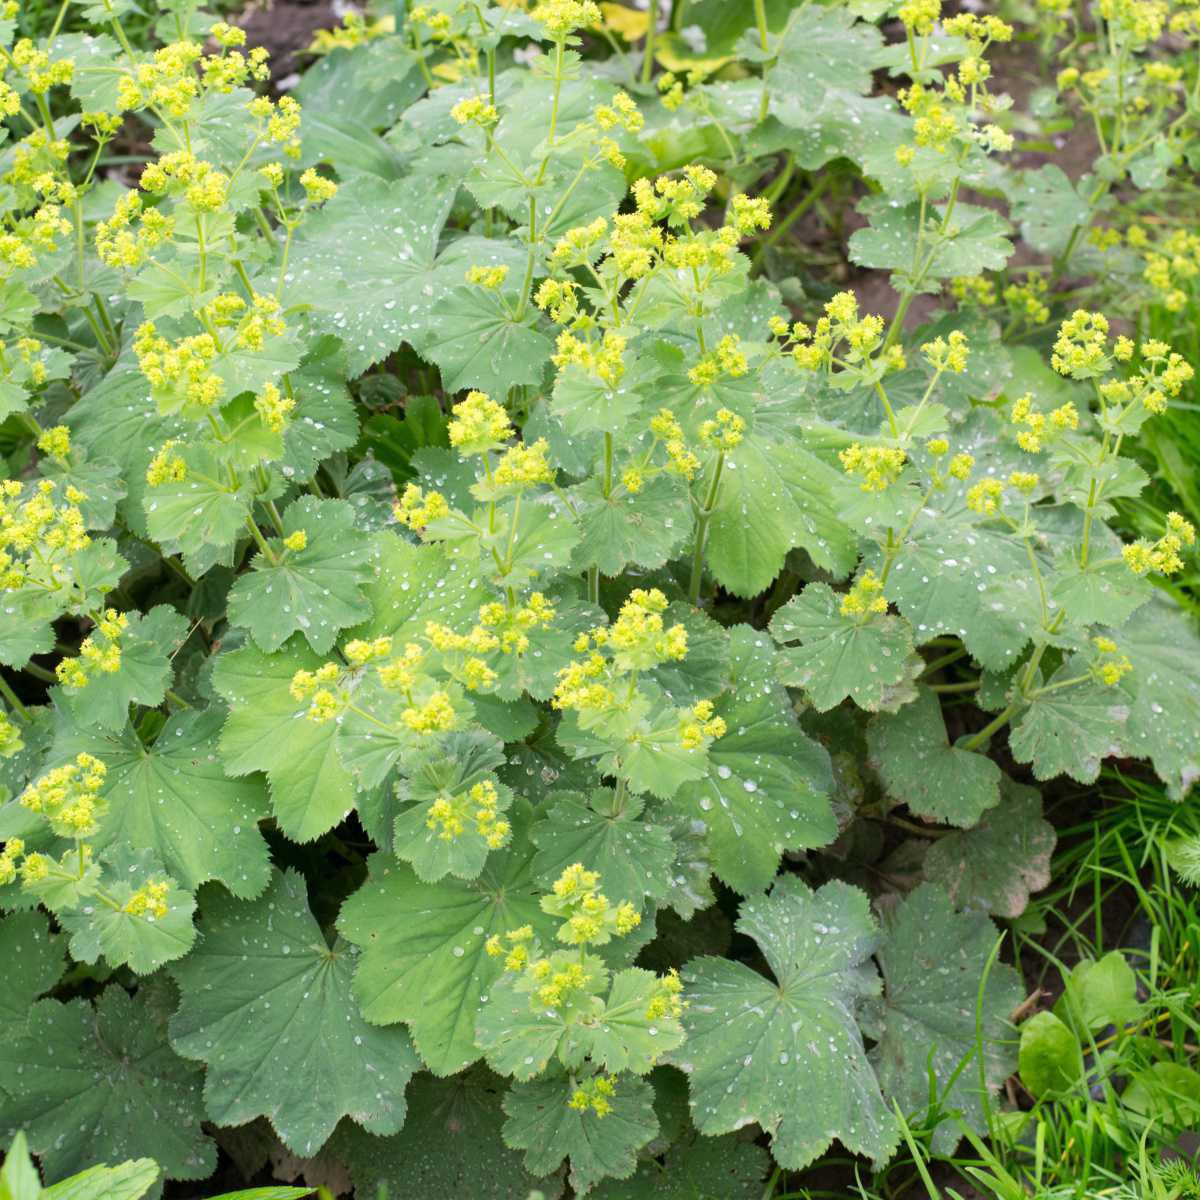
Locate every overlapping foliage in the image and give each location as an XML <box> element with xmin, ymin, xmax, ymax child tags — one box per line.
<box><xmin>0</xmin><ymin>0</ymin><xmax>1198</xmax><ymax>1194</ymax></box>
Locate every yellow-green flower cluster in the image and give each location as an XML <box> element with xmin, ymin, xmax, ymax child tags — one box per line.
<box><xmin>394</xmin><ymin>483</ymin><xmax>450</xmax><ymax>530</ymax></box>
<box><xmin>893</xmin><ymin>10</ymin><xmax>1013</xmax><ymax>162</ymax></box>
<box><xmin>426</xmin><ymin>778</ymin><xmax>510</xmax><ymax>849</ymax></box>
<box><xmin>123</xmin><ymin>877</ymin><xmax>170</xmax><ymax>920</ymax></box>
<box><xmin>583</xmin><ymin>588</ymin><xmax>685</xmax><ymax>669</ymax></box>
<box><xmin>951</xmin><ymin>275</ymin><xmax>997</xmax><ymax>308</ymax></box>
<box><xmin>423</xmin><ymin>594</ymin><xmax>556</xmax><ymax>691</ymax></box>
<box><xmin>492</xmin><ymin>438</ymin><xmax>554</xmax><ymax>490</ymax></box>
<box><xmin>1091</xmin><ymin>636</ymin><xmax>1133</xmax><ymax>687</ymax></box>
<box><xmin>377</xmin><ymin>642</ymin><xmax>426</xmax><ymax>692</ymax></box>
<box><xmin>255</xmin><ymin>381</ymin><xmax>295</xmax><ymax>433</ymax></box>
<box><xmin>1095</xmin><ymin>339</ymin><xmax>1195</xmax><ymax>416</ymax></box>
<box><xmin>481</xmin><ymin>593</ymin><xmax>556</xmax><ymax>653</ymax></box>
<box><xmin>698</xmin><ymin>407</ymin><xmax>746</xmax><ymax>451</ymax></box>
<box><xmin>19</xmin><ymin>753</ymin><xmax>107</xmax><ymax>840</ymax></box>
<box><xmin>679</xmin><ymin>700</ymin><xmax>726</xmax><ymax>749</ymax></box>
<box><xmin>115</xmin><ymin>35</ymin><xmax>270</xmax><ymax>119</ymax></box>
<box><xmin>689</xmin><ymin>334</ymin><xmax>749</xmax><ymax>388</ymax></box>
<box><xmin>534</xmin><ymin>278</ymin><xmax>581</xmax><ymax>324</ymax></box>
<box><xmin>789</xmin><ymin>291</ymin><xmax>904</xmax><ymax>375</ymax></box>
<box><xmin>1049</xmin><ymin>310</ymin><xmax>1117</xmax><ymax>379</ymax></box>
<box><xmin>649</xmin><ymin>409</ymin><xmax>700</xmax><ymax>480</ymax></box>
<box><xmin>550</xmin><ymin>216</ymin><xmax>609</xmax><ymax>268</ymax></box>
<box><xmin>645</xmin><ymin>968</ymin><xmax>685</xmax><ymax>1021</ymax></box>
<box><xmin>95</xmin><ymin>190</ymin><xmax>174</xmax><ymax>269</ymax></box>
<box><xmin>1010</xmin><ymin>393</ymin><xmax>1079</xmax><ymax>453</ymax></box>
<box><xmin>929</xmin><ymin>445</ymin><xmax>975</xmax><ymax>481</ymax></box>
<box><xmin>466</xmin><ymin>264</ymin><xmax>509</xmax><ymax>290</ymax></box>
<box><xmin>921</xmin><ymin>330</ymin><xmax>970</xmax><ymax>374</ymax></box>
<box><xmin>840</xmin><ymin>570</ymin><xmax>888</xmax><ymax>619</ymax></box>
<box><xmin>139</xmin><ymin>149</ymin><xmax>229</xmax><ymax>212</ymax></box>
<box><xmin>1122</xmin><ymin>511</ymin><xmax>1195</xmax><ymax>576</ymax></box>
<box><xmin>0</xmin><ymin>837</ymin><xmax>24</xmax><ymax>887</ymax></box>
<box><xmin>449</xmin><ymin>390</ymin><xmax>513</xmax><ymax>455</ymax></box>
<box><xmin>36</xmin><ymin>424</ymin><xmax>70</xmax><ymax>462</ymax></box>
<box><xmin>1097</xmin><ymin>0</ymin><xmax>1166</xmax><ymax>45</ymax></box>
<box><xmin>9</xmin><ymin>38</ymin><xmax>74</xmax><ymax>96</ymax></box>
<box><xmin>299</xmin><ymin>167</ymin><xmax>337</xmax><ymax>203</ymax></box>
<box><xmin>1003</xmin><ymin>276</ymin><xmax>1051</xmax><ymax>326</ymax></box>
<box><xmin>0</xmin><ymin>710</ymin><xmax>22</xmax><ymax>759</ymax></box>
<box><xmin>0</xmin><ymin>188</ymin><xmax>72</xmax><ymax>278</ymax></box>
<box><xmin>0</xmin><ymin>479</ymin><xmax>90</xmax><ymax>590</ymax></box>
<box><xmin>531</xmin><ymin>0</ymin><xmax>602</xmax><ymax>37</ymax></box>
<box><xmin>1</xmin><ymin>336</ymin><xmax>52</xmax><ymax>397</ymax></box>
<box><xmin>146</xmin><ymin>440</ymin><xmax>187</xmax><ymax>486</ymax></box>
<box><xmin>290</xmin><ymin>661</ymin><xmax>345</xmax><ymax>721</ymax></box>
<box><xmin>344</xmin><ymin>637</ymin><xmax>394</xmax><ymax>667</ymax></box>
<box><xmin>966</xmin><ymin>477</ymin><xmax>1005</xmax><ymax>515</ymax></box>
<box><xmin>552</xmin><ymin>330</ymin><xmax>628</xmax><ymax>386</ymax></box>
<box><xmin>568</xmin><ymin>1075</ymin><xmax>616</xmax><ymax>1117</ymax></box>
<box><xmin>450</xmin><ymin>94</ymin><xmax>499</xmax><ymax>126</ymax></box>
<box><xmin>542</xmin><ymin>863</ymin><xmax>641</xmax><ymax>946</ymax></box>
<box><xmin>899</xmin><ymin>0</ymin><xmax>940</xmax><ymax>35</ymax></box>
<box><xmin>247</xmin><ymin>94</ymin><xmax>302</xmax><ymax>156</ymax></box>
<box><xmin>402</xmin><ymin>690</ymin><xmax>457</xmax><ymax>735</ymax></box>
<box><xmin>729</xmin><ymin>193</ymin><xmax>772</xmax><ymax>237</ymax></box>
<box><xmin>134</xmin><ymin>322</ymin><xmax>223</xmax><ymax>411</ymax></box>
<box><xmin>554</xmin><ymin>590</ymin><xmax>687</xmax><ymax>712</ymax></box>
<box><xmin>839</xmin><ymin>444</ymin><xmax>907</xmax><ymax>492</ymax></box>
<box><xmin>55</xmin><ymin>609</ymin><xmax>128</xmax><ymax>691</ymax></box>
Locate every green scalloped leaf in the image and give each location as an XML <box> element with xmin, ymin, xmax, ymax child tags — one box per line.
<box><xmin>59</xmin><ymin>844</ymin><xmax>196</xmax><ymax>975</ymax></box>
<box><xmin>591</xmin><ymin>1132</ymin><xmax>770</xmax><ymax>1199</ymax></box>
<box><xmin>678</xmin><ymin>877</ymin><xmax>899</xmax><ymax>1171</ymax></box>
<box><xmin>478</xmin><ymin>964</ymin><xmax>685</xmax><ymax>1082</ymax></box>
<box><xmin>0</xmin><ymin>909</ymin><xmax>65</xmax><ymax>1028</ymax></box>
<box><xmin>551</xmin><ymin>357</ymin><xmax>658</xmax><ymax>438</ymax></box>
<box><xmin>502</xmin><ymin>1071</ymin><xmax>658</xmax><ymax>1195</ymax></box>
<box><xmin>869</xmin><ymin>515</ymin><xmax>1035</xmax><ymax>670</ymax></box>
<box><xmin>55</xmin><ymin>606</ymin><xmax>189</xmax><ymax>733</ymax></box>
<box><xmin>1048</xmin><ymin>554</ymin><xmax>1153</xmax><ymax>629</ymax></box>
<box><xmin>867</xmin><ymin>687</ymin><xmax>1002</xmax><ymax>827</ymax></box>
<box><xmin>350</xmin><ymin>533</ymin><xmax>488</xmax><ymax>643</ymax></box>
<box><xmin>531</xmin><ymin>788</ymin><xmax>675</xmax><ymax>904</ymax></box>
<box><xmin>771</xmin><ymin>584</ymin><xmax>922</xmax><ymax>713</ymax></box>
<box><xmin>1109</xmin><ymin>598</ymin><xmax>1200</xmax><ymax>799</ymax></box>
<box><xmin>570</xmin><ymin>474</ymin><xmax>690</xmax><ymax>578</ymax></box>
<box><xmin>392</xmin><ymin>729</ymin><xmax>512</xmax><ymax>882</ymax></box>
<box><xmin>52</xmin><ymin>706</ymin><xmax>272</xmax><ymax>900</ymax></box>
<box><xmin>339</xmin><ymin>805</ymin><xmax>556</xmax><ymax>1075</ymax></box>
<box><xmin>329</xmin><ymin>1069</ymin><xmax>561</xmax><ymax>1200</ymax></box>
<box><xmin>227</xmin><ymin>498</ymin><xmax>376</xmax><ymax>655</ymax></box>
<box><xmin>286</xmin><ymin>175</ymin><xmax>457</xmax><ymax>375</ymax></box>
<box><xmin>706</xmin><ymin>432</ymin><xmax>856</xmax><ymax>599</ymax></box>
<box><xmin>169</xmin><ymin>868</ymin><xmax>418</xmax><ymax>1156</ymax></box>
<box><xmin>672</xmin><ymin>626</ymin><xmax>836</xmax><ymax>895</ymax></box>
<box><xmin>849</xmin><ymin>197</ymin><xmax>1013</xmax><ymax>285</ymax></box>
<box><xmin>0</xmin><ymin>988</ymin><xmax>215</xmax><ymax>1185</ymax></box>
<box><xmin>862</xmin><ymin>883</ymin><xmax>1023</xmax><ymax>1155</ymax></box>
<box><xmin>143</xmin><ymin>444</ymin><xmax>253</xmax><ymax>567</ymax></box>
<box><xmin>1009</xmin><ymin>665</ymin><xmax>1131</xmax><ymax>784</ymax></box>
<box><xmin>923</xmin><ymin>777</ymin><xmax>1055</xmax><ymax>917</ymax></box>
<box><xmin>422</xmin><ymin>285</ymin><xmax>552</xmax><ymax>398</ymax></box>
<box><xmin>212</xmin><ymin>639</ymin><xmax>360</xmax><ymax>843</ymax></box>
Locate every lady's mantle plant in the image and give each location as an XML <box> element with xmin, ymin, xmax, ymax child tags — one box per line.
<box><xmin>0</xmin><ymin>0</ymin><xmax>1198</xmax><ymax>1194</ymax></box>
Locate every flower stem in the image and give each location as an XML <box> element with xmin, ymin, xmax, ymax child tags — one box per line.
<box><xmin>0</xmin><ymin>674</ymin><xmax>30</xmax><ymax>721</ymax></box>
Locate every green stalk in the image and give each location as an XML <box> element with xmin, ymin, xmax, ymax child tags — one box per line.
<box><xmin>754</xmin><ymin>0</ymin><xmax>770</xmax><ymax>120</ymax></box>
<box><xmin>641</xmin><ymin>0</ymin><xmax>659</xmax><ymax>84</ymax></box>
<box><xmin>0</xmin><ymin>674</ymin><xmax>30</xmax><ymax>721</ymax></box>
<box><xmin>688</xmin><ymin>452</ymin><xmax>725</xmax><ymax>605</ymax></box>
